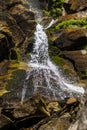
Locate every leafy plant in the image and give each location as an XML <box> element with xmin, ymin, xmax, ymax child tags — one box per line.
<box><xmin>51</xmin><ymin>55</ymin><xmax>64</xmax><ymax>66</ymax></box>
<box><xmin>50</xmin><ymin>0</ymin><xmax>65</xmax><ymax>17</ymax></box>
<box><xmin>55</xmin><ymin>18</ymin><xmax>87</xmax><ymax>30</ymax></box>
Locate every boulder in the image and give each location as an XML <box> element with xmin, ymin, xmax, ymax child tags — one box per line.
<box><xmin>57</xmin><ymin>11</ymin><xmax>87</xmax><ymax>23</ymax></box>
<box><xmin>9</xmin><ymin>4</ymin><xmax>36</xmax><ymax>36</ymax></box>
<box><xmin>0</xmin><ymin>0</ymin><xmax>36</xmax><ymax>62</ymax></box>
<box><xmin>68</xmin><ymin>0</ymin><xmax>87</xmax><ymax>12</ymax></box>
<box><xmin>63</xmin><ymin>50</ymin><xmax>87</xmax><ymax>72</ymax></box>
<box><xmin>50</xmin><ymin>28</ymin><xmax>87</xmax><ymax>51</ymax></box>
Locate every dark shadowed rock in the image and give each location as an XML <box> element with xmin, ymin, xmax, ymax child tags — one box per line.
<box><xmin>0</xmin><ymin>0</ymin><xmax>36</xmax><ymax>62</ymax></box>
<box><xmin>0</xmin><ymin>114</ymin><xmax>14</xmax><ymax>130</ymax></box>
<box><xmin>9</xmin><ymin>4</ymin><xmax>36</xmax><ymax>37</ymax></box>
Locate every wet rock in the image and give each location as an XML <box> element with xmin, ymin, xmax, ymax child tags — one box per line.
<box><xmin>68</xmin><ymin>0</ymin><xmax>87</xmax><ymax>12</ymax></box>
<box><xmin>68</xmin><ymin>90</ymin><xmax>87</xmax><ymax>130</ymax></box>
<box><xmin>0</xmin><ymin>10</ymin><xmax>25</xmax><ymax>47</ymax></box>
<box><xmin>57</xmin><ymin>11</ymin><xmax>87</xmax><ymax>23</ymax></box>
<box><xmin>47</xmin><ymin>101</ymin><xmax>61</xmax><ymax>113</ymax></box>
<box><xmin>9</xmin><ymin>4</ymin><xmax>36</xmax><ymax>37</ymax></box>
<box><xmin>0</xmin><ymin>0</ymin><xmax>36</xmax><ymax>62</ymax></box>
<box><xmin>0</xmin><ymin>89</ymin><xmax>81</xmax><ymax>130</ymax></box>
<box><xmin>0</xmin><ymin>61</ymin><xmax>29</xmax><ymax>97</ymax></box>
<box><xmin>53</xmin><ymin>28</ymin><xmax>87</xmax><ymax>51</ymax></box>
<box><xmin>9</xmin><ymin>25</ymin><xmax>25</xmax><ymax>46</ymax></box>
<box><xmin>38</xmin><ymin>117</ymin><xmax>70</xmax><ymax>130</ymax></box>
<box><xmin>67</xmin><ymin>97</ymin><xmax>77</xmax><ymax>104</ymax></box>
<box><xmin>63</xmin><ymin>50</ymin><xmax>87</xmax><ymax>72</ymax></box>
<box><xmin>48</xmin><ymin>26</ymin><xmax>87</xmax><ymax>78</ymax></box>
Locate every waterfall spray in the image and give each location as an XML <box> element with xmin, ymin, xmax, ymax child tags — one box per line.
<box><xmin>21</xmin><ymin>22</ymin><xmax>84</xmax><ymax>102</ymax></box>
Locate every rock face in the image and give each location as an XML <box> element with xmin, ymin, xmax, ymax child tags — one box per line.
<box><xmin>63</xmin><ymin>51</ymin><xmax>87</xmax><ymax>72</ymax></box>
<box><xmin>47</xmin><ymin>9</ymin><xmax>87</xmax><ymax>80</ymax></box>
<box><xmin>68</xmin><ymin>91</ymin><xmax>87</xmax><ymax>130</ymax></box>
<box><xmin>0</xmin><ymin>0</ymin><xmax>87</xmax><ymax>130</ymax></box>
<box><xmin>68</xmin><ymin>0</ymin><xmax>87</xmax><ymax>12</ymax></box>
<box><xmin>54</xmin><ymin>28</ymin><xmax>87</xmax><ymax>51</ymax></box>
<box><xmin>0</xmin><ymin>0</ymin><xmax>36</xmax><ymax>62</ymax></box>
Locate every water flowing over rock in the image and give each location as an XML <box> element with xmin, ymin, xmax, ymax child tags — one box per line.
<box><xmin>21</xmin><ymin>22</ymin><xmax>84</xmax><ymax>103</ymax></box>
<box><xmin>0</xmin><ymin>0</ymin><xmax>87</xmax><ymax>130</ymax></box>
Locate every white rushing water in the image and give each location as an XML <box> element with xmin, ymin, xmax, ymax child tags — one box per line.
<box><xmin>21</xmin><ymin>22</ymin><xmax>84</xmax><ymax>102</ymax></box>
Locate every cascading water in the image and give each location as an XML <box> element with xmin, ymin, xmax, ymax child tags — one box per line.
<box><xmin>21</xmin><ymin>23</ymin><xmax>84</xmax><ymax>102</ymax></box>
<box><xmin>21</xmin><ymin>0</ymin><xmax>84</xmax><ymax>102</ymax></box>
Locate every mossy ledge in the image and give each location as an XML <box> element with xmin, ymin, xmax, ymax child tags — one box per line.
<box><xmin>55</xmin><ymin>18</ymin><xmax>87</xmax><ymax>30</ymax></box>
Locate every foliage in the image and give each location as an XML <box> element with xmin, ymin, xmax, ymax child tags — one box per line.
<box><xmin>78</xmin><ymin>69</ymin><xmax>87</xmax><ymax>79</ymax></box>
<box><xmin>83</xmin><ymin>45</ymin><xmax>87</xmax><ymax>50</ymax></box>
<box><xmin>26</xmin><ymin>53</ymin><xmax>30</xmax><ymax>59</ymax></box>
<box><xmin>55</xmin><ymin>18</ymin><xmax>87</xmax><ymax>30</ymax></box>
<box><xmin>50</xmin><ymin>0</ymin><xmax>65</xmax><ymax>17</ymax></box>
<box><xmin>51</xmin><ymin>55</ymin><xmax>64</xmax><ymax>66</ymax></box>
<box><xmin>43</xmin><ymin>10</ymin><xmax>50</xmax><ymax>16</ymax></box>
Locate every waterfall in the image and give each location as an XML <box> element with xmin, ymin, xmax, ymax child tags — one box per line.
<box><xmin>21</xmin><ymin>1</ymin><xmax>84</xmax><ymax>102</ymax></box>
<box><xmin>21</xmin><ymin>23</ymin><xmax>84</xmax><ymax>102</ymax></box>
<box><xmin>28</xmin><ymin>0</ymin><xmax>42</xmax><ymax>23</ymax></box>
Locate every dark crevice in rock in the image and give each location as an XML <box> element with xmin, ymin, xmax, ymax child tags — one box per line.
<box><xmin>79</xmin><ymin>7</ymin><xmax>87</xmax><ymax>11</ymax></box>
<box><xmin>1</xmin><ymin>108</ymin><xmax>46</xmax><ymax>130</ymax></box>
<box><xmin>60</xmin><ymin>37</ymin><xmax>87</xmax><ymax>51</ymax></box>
<box><xmin>63</xmin><ymin>3</ymin><xmax>76</xmax><ymax>14</ymax></box>
<box><xmin>1</xmin><ymin>108</ymin><xmax>15</xmax><ymax>121</ymax></box>
<box><xmin>0</xmin><ymin>123</ymin><xmax>16</xmax><ymax>130</ymax></box>
<box><xmin>0</xmin><ymin>31</ymin><xmax>15</xmax><ymax>62</ymax></box>
<box><xmin>15</xmin><ymin>115</ymin><xmax>45</xmax><ymax>129</ymax></box>
<box><xmin>25</xmin><ymin>39</ymin><xmax>34</xmax><ymax>54</ymax></box>
<box><xmin>1</xmin><ymin>30</ymin><xmax>15</xmax><ymax>48</ymax></box>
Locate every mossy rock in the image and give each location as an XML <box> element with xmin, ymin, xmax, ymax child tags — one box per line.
<box><xmin>0</xmin><ymin>61</ymin><xmax>29</xmax><ymax>97</ymax></box>
<box><xmin>55</xmin><ymin>18</ymin><xmax>87</xmax><ymax>30</ymax></box>
<box><xmin>51</xmin><ymin>55</ymin><xmax>64</xmax><ymax>66</ymax></box>
<box><xmin>78</xmin><ymin>69</ymin><xmax>87</xmax><ymax>79</ymax></box>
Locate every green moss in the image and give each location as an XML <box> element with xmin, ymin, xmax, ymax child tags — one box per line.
<box><xmin>55</xmin><ymin>18</ymin><xmax>87</xmax><ymax>30</ymax></box>
<box><xmin>26</xmin><ymin>53</ymin><xmax>30</xmax><ymax>59</ymax></box>
<box><xmin>51</xmin><ymin>55</ymin><xmax>64</xmax><ymax>66</ymax></box>
<box><xmin>43</xmin><ymin>0</ymin><xmax>65</xmax><ymax>17</ymax></box>
<box><xmin>43</xmin><ymin>10</ymin><xmax>50</xmax><ymax>16</ymax></box>
<box><xmin>83</xmin><ymin>45</ymin><xmax>87</xmax><ymax>50</ymax></box>
<box><xmin>78</xmin><ymin>69</ymin><xmax>87</xmax><ymax>79</ymax></box>
<box><xmin>6</xmin><ymin>69</ymin><xmax>26</xmax><ymax>91</ymax></box>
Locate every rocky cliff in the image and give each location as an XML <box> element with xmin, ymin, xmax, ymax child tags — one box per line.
<box><xmin>0</xmin><ymin>0</ymin><xmax>87</xmax><ymax>130</ymax></box>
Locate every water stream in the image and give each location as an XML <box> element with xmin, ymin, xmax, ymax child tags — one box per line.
<box><xmin>21</xmin><ymin>0</ymin><xmax>84</xmax><ymax>102</ymax></box>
